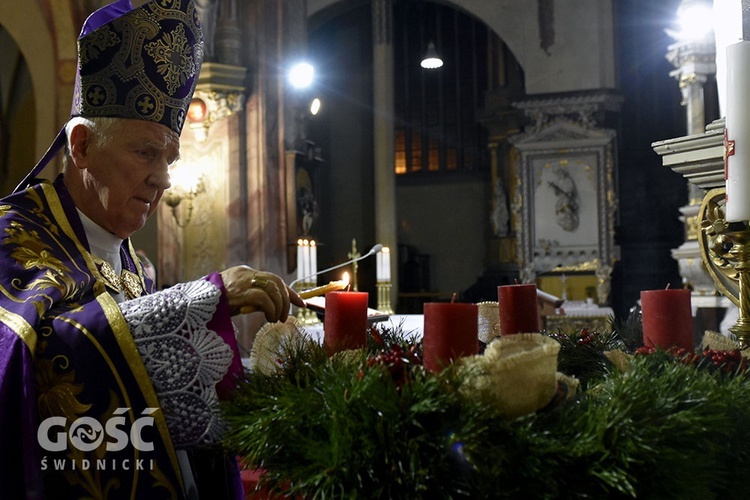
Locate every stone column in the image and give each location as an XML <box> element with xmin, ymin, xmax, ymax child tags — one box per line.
<box><xmin>665</xmin><ymin>11</ymin><xmax>723</xmax><ymax>325</ymax></box>
<box><xmin>372</xmin><ymin>0</ymin><xmax>398</xmax><ymax>307</ymax></box>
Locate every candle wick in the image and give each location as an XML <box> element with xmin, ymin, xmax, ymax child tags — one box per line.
<box><xmin>514</xmin><ymin>279</ymin><xmax>519</xmax><ymax>285</ymax></box>
<box><xmin>451</xmin><ymin>293</ymin><xmax>457</xmax><ymax>303</ymax></box>
<box><xmin>346</xmin><ymin>284</ymin><xmax>352</xmax><ymax>292</ymax></box>
<box><xmin>665</xmin><ymin>283</ymin><xmax>671</xmax><ymax>290</ymax></box>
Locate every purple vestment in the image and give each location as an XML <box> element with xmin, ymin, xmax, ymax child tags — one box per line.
<box><xmin>0</xmin><ymin>177</ymin><xmax>243</xmax><ymax>498</ymax></box>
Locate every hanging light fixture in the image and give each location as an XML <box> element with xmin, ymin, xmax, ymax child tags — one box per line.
<box><xmin>420</xmin><ymin>41</ymin><xmax>443</xmax><ymax>69</ymax></box>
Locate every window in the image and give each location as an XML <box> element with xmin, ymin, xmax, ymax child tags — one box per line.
<box><xmin>393</xmin><ymin>2</ymin><xmax>493</xmax><ymax>175</ymax></box>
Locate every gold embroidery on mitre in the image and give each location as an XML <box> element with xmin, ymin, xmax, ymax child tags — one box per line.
<box><xmin>144</xmin><ymin>23</ymin><xmax>197</xmax><ymax>95</ymax></box>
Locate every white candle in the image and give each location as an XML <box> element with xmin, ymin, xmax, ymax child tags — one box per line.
<box><xmin>302</xmin><ymin>239</ymin><xmax>311</xmax><ymax>282</ymax></box>
<box><xmin>382</xmin><ymin>246</ymin><xmax>391</xmax><ymax>282</ymax></box>
<box><xmin>713</xmin><ymin>0</ymin><xmax>742</xmax><ymax>117</ymax></box>
<box><xmin>726</xmin><ymin>41</ymin><xmax>750</xmax><ymax>221</ymax></box>
<box><xmin>310</xmin><ymin>240</ymin><xmax>317</xmax><ymax>285</ymax></box>
<box><xmin>376</xmin><ymin>249</ymin><xmax>384</xmax><ymax>283</ymax></box>
<box><xmin>297</xmin><ymin>239</ymin><xmax>305</xmax><ymax>282</ymax></box>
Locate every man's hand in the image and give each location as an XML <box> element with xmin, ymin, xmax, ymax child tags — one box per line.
<box><xmin>220</xmin><ymin>266</ymin><xmax>305</xmax><ymax>322</ymax></box>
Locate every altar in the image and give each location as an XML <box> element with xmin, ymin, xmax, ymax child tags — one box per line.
<box><xmin>292</xmin><ymin>314</ymin><xmax>425</xmax><ymax>345</ymax></box>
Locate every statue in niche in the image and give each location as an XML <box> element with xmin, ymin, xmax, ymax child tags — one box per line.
<box><xmin>548</xmin><ymin>165</ymin><xmax>579</xmax><ymax>232</ymax></box>
<box><xmin>491</xmin><ymin>176</ymin><xmax>510</xmax><ymax>237</ymax></box>
<box><xmin>195</xmin><ymin>0</ymin><xmax>219</xmax><ymax>59</ymax></box>
<box><xmin>296</xmin><ymin>168</ymin><xmax>318</xmax><ymax>237</ymax></box>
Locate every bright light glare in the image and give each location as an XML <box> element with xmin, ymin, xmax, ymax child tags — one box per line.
<box><xmin>310</xmin><ymin>98</ymin><xmax>321</xmax><ymax>115</ymax></box>
<box><xmin>169</xmin><ymin>161</ymin><xmax>203</xmax><ymax>194</ymax></box>
<box><xmin>675</xmin><ymin>3</ymin><xmax>714</xmax><ymax>40</ymax></box>
<box><xmin>421</xmin><ymin>57</ymin><xmax>443</xmax><ymax>69</ymax></box>
<box><xmin>288</xmin><ymin>62</ymin><xmax>314</xmax><ymax>89</ymax></box>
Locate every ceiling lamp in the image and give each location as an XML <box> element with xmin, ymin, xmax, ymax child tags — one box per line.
<box><xmin>310</xmin><ymin>98</ymin><xmax>321</xmax><ymax>116</ymax></box>
<box><xmin>289</xmin><ymin>61</ymin><xmax>315</xmax><ymax>89</ymax></box>
<box><xmin>420</xmin><ymin>41</ymin><xmax>443</xmax><ymax>69</ymax></box>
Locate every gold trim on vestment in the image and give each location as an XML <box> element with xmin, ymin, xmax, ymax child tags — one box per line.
<box><xmin>40</xmin><ymin>183</ymin><xmax>109</xmax><ymax>297</ymax></box>
<box><xmin>32</xmin><ymin>183</ymin><xmax>182</xmax><ymax>493</ymax></box>
<box><xmin>96</xmin><ymin>293</ymin><xmax>185</xmax><ymax>493</ymax></box>
<box><xmin>125</xmin><ymin>239</ymin><xmax>149</xmax><ymax>292</ymax></box>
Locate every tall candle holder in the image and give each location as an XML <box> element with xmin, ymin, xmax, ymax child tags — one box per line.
<box><xmin>377</xmin><ymin>282</ymin><xmax>394</xmax><ymax>314</ymax></box>
<box><xmin>699</xmin><ymin>188</ymin><xmax>749</xmax><ymax>348</ymax></box>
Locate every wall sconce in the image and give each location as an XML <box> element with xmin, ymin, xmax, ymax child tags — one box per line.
<box><xmin>162</xmin><ymin>161</ymin><xmax>206</xmax><ymax>227</ymax></box>
<box><xmin>186</xmin><ymin>89</ymin><xmax>244</xmax><ymax>141</ymax></box>
<box><xmin>187</xmin><ymin>97</ymin><xmax>208</xmax><ymax>123</ymax></box>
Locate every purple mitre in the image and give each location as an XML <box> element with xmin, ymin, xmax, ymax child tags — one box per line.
<box><xmin>72</xmin><ymin>0</ymin><xmax>204</xmax><ymax>135</ymax></box>
<box><xmin>15</xmin><ymin>0</ymin><xmax>204</xmax><ymax>192</ymax></box>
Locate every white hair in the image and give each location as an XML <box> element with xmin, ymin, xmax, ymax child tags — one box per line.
<box><xmin>65</xmin><ymin>116</ymin><xmax>120</xmax><ymax>150</ymax></box>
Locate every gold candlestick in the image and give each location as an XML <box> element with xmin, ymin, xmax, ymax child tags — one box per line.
<box><xmin>377</xmin><ymin>282</ymin><xmax>394</xmax><ymax>315</ymax></box>
<box><xmin>298</xmin><ymin>279</ymin><xmax>321</xmax><ymax>325</ymax></box>
<box><xmin>728</xmin><ymin>231</ymin><xmax>750</xmax><ymax>347</ymax></box>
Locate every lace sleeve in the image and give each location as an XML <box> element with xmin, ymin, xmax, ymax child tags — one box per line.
<box><xmin>119</xmin><ymin>279</ymin><xmax>235</xmax><ymax>448</ymax></box>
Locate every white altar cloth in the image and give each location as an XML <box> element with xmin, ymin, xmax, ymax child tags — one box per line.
<box><xmin>301</xmin><ymin>314</ymin><xmax>424</xmax><ymax>344</ymax></box>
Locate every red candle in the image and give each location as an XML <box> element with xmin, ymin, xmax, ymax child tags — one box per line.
<box><xmin>323</xmin><ymin>291</ymin><xmax>369</xmax><ymax>355</ymax></box>
<box><xmin>497</xmin><ymin>284</ymin><xmax>539</xmax><ymax>334</ymax></box>
<box><xmin>422</xmin><ymin>302</ymin><xmax>478</xmax><ymax>372</ymax></box>
<box><xmin>641</xmin><ymin>288</ymin><xmax>694</xmax><ymax>352</ymax></box>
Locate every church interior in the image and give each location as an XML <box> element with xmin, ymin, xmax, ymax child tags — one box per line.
<box><xmin>0</xmin><ymin>0</ymin><xmax>725</xmax><ymax>346</ymax></box>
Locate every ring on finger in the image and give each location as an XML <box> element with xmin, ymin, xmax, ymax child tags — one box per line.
<box><xmin>250</xmin><ymin>275</ymin><xmax>270</xmax><ymax>289</ymax></box>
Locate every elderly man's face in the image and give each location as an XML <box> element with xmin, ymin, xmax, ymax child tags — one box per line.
<box><xmin>70</xmin><ymin>119</ymin><xmax>179</xmax><ymax>239</ymax></box>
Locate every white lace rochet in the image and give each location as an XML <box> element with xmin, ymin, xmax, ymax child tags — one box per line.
<box><xmin>120</xmin><ymin>279</ymin><xmax>234</xmax><ymax>448</ymax></box>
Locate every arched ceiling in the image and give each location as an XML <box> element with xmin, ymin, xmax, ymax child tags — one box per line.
<box><xmin>307</xmin><ymin>0</ymin><xmax>616</xmax><ymax>94</ymax></box>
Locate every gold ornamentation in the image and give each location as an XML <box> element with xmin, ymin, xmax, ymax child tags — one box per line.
<box><xmin>35</xmin><ymin>357</ymin><xmax>92</xmax><ymax>422</ymax></box>
<box><xmin>250</xmin><ymin>275</ymin><xmax>270</xmax><ymax>289</ymax></box>
<box><xmin>79</xmin><ymin>26</ymin><xmax>119</xmax><ymax>65</ymax></box>
<box><xmin>697</xmin><ymin>188</ymin><xmax>750</xmax><ymax>348</ymax></box>
<box><xmin>93</xmin><ymin>257</ymin><xmax>144</xmax><ymax>300</ymax></box>
<box><xmin>121</xmin><ymin>270</ymin><xmax>143</xmax><ymax>300</ymax></box>
<box><xmin>145</xmin><ymin>23</ymin><xmax>197</xmax><ymax>95</ymax></box>
<box><xmin>95</xmin><ymin>258</ymin><xmax>122</xmax><ymax>294</ymax></box>
<box><xmin>546</xmin><ymin>259</ymin><xmax>600</xmax><ymax>273</ymax></box>
<box><xmin>685</xmin><ymin>214</ymin><xmax>701</xmax><ymax>241</ymax></box>
<box><xmin>699</xmin><ymin>188</ymin><xmax>739</xmax><ymax>306</ymax></box>
<box><xmin>3</xmin><ymin>220</ymin><xmax>76</xmax><ymax>298</ymax></box>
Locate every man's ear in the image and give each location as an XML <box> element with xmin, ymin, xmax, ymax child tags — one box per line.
<box><xmin>68</xmin><ymin>124</ymin><xmax>92</xmax><ymax>169</ymax></box>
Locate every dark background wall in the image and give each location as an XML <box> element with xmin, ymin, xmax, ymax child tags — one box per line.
<box><xmin>307</xmin><ymin>0</ymin><xmax>702</xmax><ymax>321</ymax></box>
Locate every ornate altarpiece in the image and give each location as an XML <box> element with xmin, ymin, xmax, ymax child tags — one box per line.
<box><xmin>510</xmin><ymin>94</ymin><xmax>621</xmax><ymax>304</ymax></box>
